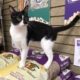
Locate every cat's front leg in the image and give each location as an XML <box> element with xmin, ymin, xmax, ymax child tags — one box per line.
<box><xmin>19</xmin><ymin>47</ymin><xmax>29</xmax><ymax>68</ymax></box>
<box><xmin>19</xmin><ymin>39</ymin><xmax>29</xmax><ymax>68</ymax></box>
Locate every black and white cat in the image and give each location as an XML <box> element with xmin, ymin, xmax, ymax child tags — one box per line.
<box><xmin>9</xmin><ymin>5</ymin><xmax>80</xmax><ymax>69</ymax></box>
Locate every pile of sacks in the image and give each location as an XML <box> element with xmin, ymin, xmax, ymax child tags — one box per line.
<box><xmin>10</xmin><ymin>48</ymin><xmax>80</xmax><ymax>80</ymax></box>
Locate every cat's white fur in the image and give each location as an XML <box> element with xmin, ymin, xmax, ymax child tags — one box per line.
<box><xmin>10</xmin><ymin>19</ymin><xmax>54</xmax><ymax>69</ymax></box>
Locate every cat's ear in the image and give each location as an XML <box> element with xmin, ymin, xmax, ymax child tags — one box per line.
<box><xmin>23</xmin><ymin>5</ymin><xmax>29</xmax><ymax>12</ymax></box>
<box><xmin>9</xmin><ymin>5</ymin><xmax>16</xmax><ymax>13</ymax></box>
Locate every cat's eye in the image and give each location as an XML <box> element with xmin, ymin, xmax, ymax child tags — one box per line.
<box><xmin>16</xmin><ymin>17</ymin><xmax>21</xmax><ymax>21</ymax></box>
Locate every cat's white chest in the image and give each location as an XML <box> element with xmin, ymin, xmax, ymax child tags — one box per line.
<box><xmin>10</xmin><ymin>24</ymin><xmax>27</xmax><ymax>49</ymax></box>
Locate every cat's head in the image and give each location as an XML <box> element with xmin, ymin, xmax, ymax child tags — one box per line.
<box><xmin>9</xmin><ymin>5</ymin><xmax>29</xmax><ymax>26</ymax></box>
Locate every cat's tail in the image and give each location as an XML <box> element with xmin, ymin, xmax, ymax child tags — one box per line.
<box><xmin>54</xmin><ymin>14</ymin><xmax>80</xmax><ymax>32</ymax></box>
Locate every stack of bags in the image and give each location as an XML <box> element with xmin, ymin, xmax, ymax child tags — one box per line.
<box><xmin>52</xmin><ymin>54</ymin><xmax>71</xmax><ymax>80</ymax></box>
<box><xmin>0</xmin><ymin>52</ymin><xmax>48</xmax><ymax>80</ymax></box>
<box><xmin>10</xmin><ymin>48</ymin><xmax>80</xmax><ymax>80</ymax></box>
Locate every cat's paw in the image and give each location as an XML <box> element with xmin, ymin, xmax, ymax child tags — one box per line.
<box><xmin>43</xmin><ymin>64</ymin><xmax>49</xmax><ymax>69</ymax></box>
<box><xmin>19</xmin><ymin>60</ymin><xmax>25</xmax><ymax>68</ymax></box>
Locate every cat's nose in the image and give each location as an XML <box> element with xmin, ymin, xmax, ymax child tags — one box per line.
<box><xmin>24</xmin><ymin>21</ymin><xmax>28</xmax><ymax>24</ymax></box>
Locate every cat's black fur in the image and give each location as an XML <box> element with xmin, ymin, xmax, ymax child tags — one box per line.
<box><xmin>27</xmin><ymin>16</ymin><xmax>80</xmax><ymax>44</ymax></box>
<box><xmin>10</xmin><ymin>6</ymin><xmax>29</xmax><ymax>25</ymax></box>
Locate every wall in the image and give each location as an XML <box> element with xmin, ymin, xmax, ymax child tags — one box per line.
<box><xmin>3</xmin><ymin>0</ymin><xmax>17</xmax><ymax>50</ymax></box>
<box><xmin>51</xmin><ymin>0</ymin><xmax>80</xmax><ymax>74</ymax></box>
<box><xmin>3</xmin><ymin>0</ymin><xmax>80</xmax><ymax>74</ymax></box>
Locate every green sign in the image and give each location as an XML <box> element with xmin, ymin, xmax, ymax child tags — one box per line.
<box><xmin>28</xmin><ymin>0</ymin><xmax>50</xmax><ymax>24</ymax></box>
